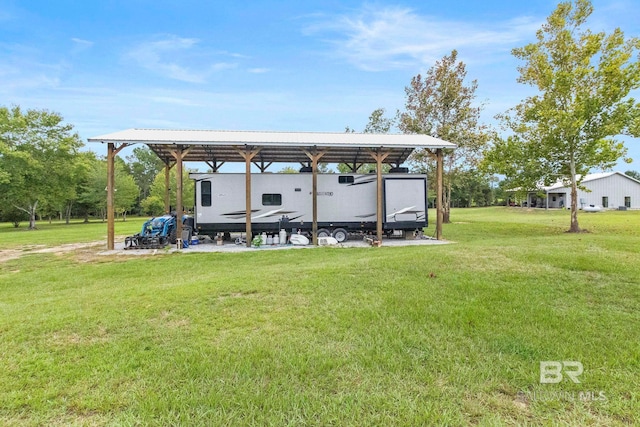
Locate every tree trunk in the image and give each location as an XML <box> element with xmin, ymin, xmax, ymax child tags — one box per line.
<box><xmin>443</xmin><ymin>181</ymin><xmax>452</xmax><ymax>223</ymax></box>
<box><xmin>443</xmin><ymin>207</ymin><xmax>451</xmax><ymax>223</ymax></box>
<box><xmin>568</xmin><ymin>158</ymin><xmax>582</xmax><ymax>232</ymax></box>
<box><xmin>14</xmin><ymin>201</ymin><xmax>38</xmax><ymax>229</ymax></box>
<box><xmin>65</xmin><ymin>202</ymin><xmax>72</xmax><ymax>224</ymax></box>
<box><xmin>28</xmin><ymin>202</ymin><xmax>37</xmax><ymax>230</ymax></box>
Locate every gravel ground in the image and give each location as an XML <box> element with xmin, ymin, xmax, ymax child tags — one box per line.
<box><xmin>98</xmin><ymin>233</ymin><xmax>451</xmax><ymax>256</ymax></box>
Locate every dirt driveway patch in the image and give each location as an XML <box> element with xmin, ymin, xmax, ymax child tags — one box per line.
<box><xmin>0</xmin><ymin>241</ymin><xmax>106</xmax><ymax>263</ymax></box>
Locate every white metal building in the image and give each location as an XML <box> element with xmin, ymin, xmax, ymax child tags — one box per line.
<box><xmin>527</xmin><ymin>172</ymin><xmax>640</xmax><ymax>209</ymax></box>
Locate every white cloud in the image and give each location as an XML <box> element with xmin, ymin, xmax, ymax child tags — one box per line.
<box><xmin>70</xmin><ymin>37</ymin><xmax>94</xmax><ymax>55</ymax></box>
<box><xmin>0</xmin><ymin>50</ymin><xmax>65</xmax><ymax>91</ymax></box>
<box><xmin>71</xmin><ymin>37</ymin><xmax>93</xmax><ymax>47</ymax></box>
<box><xmin>126</xmin><ymin>35</ymin><xmax>238</xmax><ymax>83</ymax></box>
<box><xmin>211</xmin><ymin>62</ymin><xmax>237</xmax><ymax>71</ymax></box>
<box><xmin>304</xmin><ymin>5</ymin><xmax>541</xmax><ymax>71</ymax></box>
<box><xmin>0</xmin><ymin>73</ymin><xmax>61</xmax><ymax>91</ymax></box>
<box><xmin>248</xmin><ymin>67</ymin><xmax>270</xmax><ymax>74</ymax></box>
<box><xmin>148</xmin><ymin>96</ymin><xmax>203</xmax><ymax>107</ymax></box>
<box><xmin>214</xmin><ymin>50</ymin><xmax>250</xmax><ymax>59</ymax></box>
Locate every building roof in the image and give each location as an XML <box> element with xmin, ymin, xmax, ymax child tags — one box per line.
<box><xmin>507</xmin><ymin>171</ymin><xmax>640</xmax><ymax>193</ymax></box>
<box><xmin>87</xmin><ymin>128</ymin><xmax>456</xmax><ymax>165</ymax></box>
<box><xmin>541</xmin><ymin>171</ymin><xmax>640</xmax><ymax>191</ymax></box>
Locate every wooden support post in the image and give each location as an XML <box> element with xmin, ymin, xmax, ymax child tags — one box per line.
<box><xmin>245</xmin><ymin>154</ymin><xmax>252</xmax><ymax>247</ymax></box>
<box><xmin>236</xmin><ymin>146</ymin><xmax>261</xmax><ymax>247</ymax></box>
<box><xmin>342</xmin><ymin>162</ymin><xmax>362</xmax><ymax>173</ymax></box>
<box><xmin>107</xmin><ymin>143</ymin><xmax>115</xmax><ymax>250</ymax></box>
<box><xmin>175</xmin><ymin>147</ymin><xmax>184</xmax><ymax>246</ymax></box>
<box><xmin>106</xmin><ymin>142</ymin><xmax>129</xmax><ymax>250</ymax></box>
<box><xmin>369</xmin><ymin>149</ymin><xmax>390</xmax><ymax>243</ymax></box>
<box><xmin>253</xmin><ymin>160</ymin><xmax>273</xmax><ymax>173</ymax></box>
<box><xmin>170</xmin><ymin>146</ymin><xmax>192</xmax><ymax>249</ymax></box>
<box><xmin>205</xmin><ymin>160</ymin><xmax>225</xmax><ymax>172</ymax></box>
<box><xmin>164</xmin><ymin>162</ymin><xmax>174</xmax><ymax>213</ymax></box>
<box><xmin>376</xmin><ymin>155</ymin><xmax>384</xmax><ymax>242</ymax></box>
<box><xmin>436</xmin><ymin>148</ymin><xmax>444</xmax><ymax>241</ymax></box>
<box><xmin>304</xmin><ymin>149</ymin><xmax>327</xmax><ymax>245</ymax></box>
<box><xmin>312</xmin><ymin>156</ymin><xmax>319</xmax><ymax>246</ymax></box>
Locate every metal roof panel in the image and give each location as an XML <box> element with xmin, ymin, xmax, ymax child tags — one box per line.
<box><xmin>88</xmin><ymin>128</ymin><xmax>455</xmax><ymax>149</ymax></box>
<box><xmin>88</xmin><ymin>128</ymin><xmax>455</xmax><ymax>165</ymax></box>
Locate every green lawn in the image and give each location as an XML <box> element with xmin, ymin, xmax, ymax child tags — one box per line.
<box><xmin>1</xmin><ymin>208</ymin><xmax>638</xmax><ymax>425</ymax></box>
<box><xmin>0</xmin><ymin>218</ymin><xmax>144</xmax><ymax>249</ymax></box>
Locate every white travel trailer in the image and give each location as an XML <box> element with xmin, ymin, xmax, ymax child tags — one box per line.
<box><xmin>190</xmin><ymin>172</ymin><xmax>428</xmax><ymax>242</ymax></box>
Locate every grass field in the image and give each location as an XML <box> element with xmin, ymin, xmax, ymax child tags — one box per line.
<box><xmin>0</xmin><ymin>208</ymin><xmax>638</xmax><ymax>426</ymax></box>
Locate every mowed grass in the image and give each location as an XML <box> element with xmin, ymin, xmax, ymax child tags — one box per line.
<box><xmin>0</xmin><ymin>208</ymin><xmax>638</xmax><ymax>426</ymax></box>
<box><xmin>0</xmin><ymin>218</ymin><xmax>144</xmax><ymax>249</ymax></box>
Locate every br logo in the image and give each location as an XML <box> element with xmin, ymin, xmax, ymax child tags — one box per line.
<box><xmin>540</xmin><ymin>361</ymin><xmax>583</xmax><ymax>384</ymax></box>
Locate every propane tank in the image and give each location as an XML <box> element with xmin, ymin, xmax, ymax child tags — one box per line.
<box><xmin>260</xmin><ymin>232</ymin><xmax>267</xmax><ymax>246</ymax></box>
<box><xmin>279</xmin><ymin>229</ymin><xmax>287</xmax><ymax>245</ymax></box>
<box><xmin>273</xmin><ymin>234</ymin><xmax>280</xmax><ymax>245</ymax></box>
<box><xmin>266</xmin><ymin>235</ymin><xmax>273</xmax><ymax>245</ymax></box>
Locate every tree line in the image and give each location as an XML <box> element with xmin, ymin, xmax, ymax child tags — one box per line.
<box><xmin>0</xmin><ymin>106</ymin><xmax>194</xmax><ymax>228</ymax></box>
<box><xmin>2</xmin><ymin>0</ymin><xmax>639</xmax><ymax>232</ymax></box>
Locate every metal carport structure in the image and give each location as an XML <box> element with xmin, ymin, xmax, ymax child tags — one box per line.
<box><xmin>88</xmin><ymin>129</ymin><xmax>455</xmax><ymax>249</ymax></box>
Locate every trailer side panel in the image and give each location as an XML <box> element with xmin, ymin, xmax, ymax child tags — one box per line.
<box><xmin>190</xmin><ymin>173</ymin><xmax>427</xmax><ymax>236</ymax></box>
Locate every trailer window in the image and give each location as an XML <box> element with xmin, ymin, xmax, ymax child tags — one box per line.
<box><xmin>201</xmin><ymin>181</ymin><xmax>212</xmax><ymax>206</ymax></box>
<box><xmin>262</xmin><ymin>193</ymin><xmax>282</xmax><ymax>206</ymax></box>
<box><xmin>338</xmin><ymin>176</ymin><xmax>354</xmax><ymax>184</ymax></box>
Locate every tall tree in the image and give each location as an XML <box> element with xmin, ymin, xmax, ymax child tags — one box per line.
<box><xmin>625</xmin><ymin>170</ymin><xmax>640</xmax><ymax>181</ymax></box>
<box><xmin>340</xmin><ymin>108</ymin><xmax>395</xmax><ymax>173</ymax></box>
<box><xmin>450</xmin><ymin>170</ymin><xmax>495</xmax><ymax>207</ymax></box>
<box><xmin>484</xmin><ymin>0</ymin><xmax>640</xmax><ymax>232</ymax></box>
<box><xmin>0</xmin><ymin>106</ymin><xmax>84</xmax><ymax>229</ymax></box>
<box><xmin>79</xmin><ymin>157</ymin><xmax>139</xmax><ymax>221</ymax></box>
<box><xmin>125</xmin><ymin>146</ymin><xmax>165</xmax><ymax>211</ymax></box>
<box><xmin>44</xmin><ymin>151</ymin><xmax>96</xmax><ymax>224</ymax></box>
<box><xmin>143</xmin><ymin>167</ymin><xmax>195</xmax><ymax>215</ymax></box>
<box><xmin>364</xmin><ymin>108</ymin><xmax>394</xmax><ymax>134</ymax></box>
<box><xmin>277</xmin><ymin>166</ymin><xmax>299</xmax><ymax>174</ymax></box>
<box><xmin>399</xmin><ymin>50</ymin><xmax>490</xmax><ymax>222</ymax></box>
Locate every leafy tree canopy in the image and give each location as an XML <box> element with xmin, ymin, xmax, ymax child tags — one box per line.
<box><xmin>125</xmin><ymin>146</ymin><xmax>165</xmax><ymax>200</ymax></box>
<box><xmin>483</xmin><ymin>0</ymin><xmax>640</xmax><ymax>232</ymax></box>
<box><xmin>399</xmin><ymin>50</ymin><xmax>491</xmax><ymax>222</ymax></box>
<box><xmin>144</xmin><ymin>167</ymin><xmax>195</xmax><ymax>214</ymax></box>
<box><xmin>339</xmin><ymin>108</ymin><xmax>395</xmax><ymax>173</ymax></box>
<box><xmin>0</xmin><ymin>106</ymin><xmax>84</xmax><ymax>229</ymax></box>
<box><xmin>625</xmin><ymin>170</ymin><xmax>640</xmax><ymax>181</ymax></box>
<box><xmin>79</xmin><ymin>156</ymin><xmax>139</xmax><ymax>221</ymax></box>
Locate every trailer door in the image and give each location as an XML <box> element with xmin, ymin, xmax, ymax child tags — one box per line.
<box><xmin>384</xmin><ymin>177</ymin><xmax>427</xmax><ymax>225</ymax></box>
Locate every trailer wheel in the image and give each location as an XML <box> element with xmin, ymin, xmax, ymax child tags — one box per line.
<box><xmin>316</xmin><ymin>228</ymin><xmax>331</xmax><ymax>238</ymax></box>
<box><xmin>332</xmin><ymin>228</ymin><xmax>349</xmax><ymax>243</ymax></box>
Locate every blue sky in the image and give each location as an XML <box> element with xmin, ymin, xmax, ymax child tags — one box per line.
<box><xmin>1</xmin><ymin>0</ymin><xmax>639</xmax><ymax>172</ymax></box>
